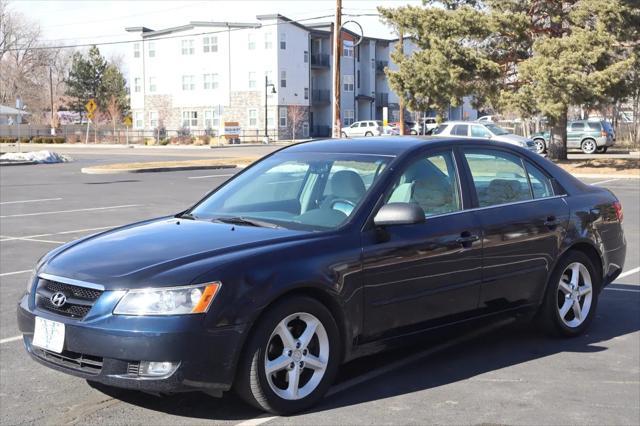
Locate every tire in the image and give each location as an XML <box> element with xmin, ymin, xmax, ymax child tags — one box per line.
<box><xmin>364</xmin><ymin>131</ymin><xmax>373</xmax><ymax>137</ymax></box>
<box><xmin>533</xmin><ymin>138</ymin><xmax>546</xmax><ymax>154</ymax></box>
<box><xmin>235</xmin><ymin>296</ymin><xmax>341</xmax><ymax>415</ymax></box>
<box><xmin>341</xmin><ymin>132</ymin><xmax>347</xmax><ymax>138</ymax></box>
<box><xmin>597</xmin><ymin>146</ymin><xmax>608</xmax><ymax>153</ymax></box>
<box><xmin>580</xmin><ymin>138</ymin><xmax>597</xmax><ymax>154</ymax></box>
<box><xmin>537</xmin><ymin>251</ymin><xmax>600</xmax><ymax>337</ymax></box>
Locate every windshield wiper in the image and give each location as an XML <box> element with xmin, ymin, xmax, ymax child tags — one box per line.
<box><xmin>179</xmin><ymin>212</ymin><xmax>198</xmax><ymax>220</ymax></box>
<box><xmin>212</xmin><ymin>216</ymin><xmax>282</xmax><ymax>229</ymax></box>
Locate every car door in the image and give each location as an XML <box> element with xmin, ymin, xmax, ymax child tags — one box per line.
<box><xmin>471</xmin><ymin>124</ymin><xmax>492</xmax><ymax>139</ymax></box>
<box><xmin>567</xmin><ymin>122</ymin><xmax>585</xmax><ymax>148</ymax></box>
<box><xmin>450</xmin><ymin>124</ymin><xmax>470</xmax><ymax>138</ymax></box>
<box><xmin>361</xmin><ymin>149</ymin><xmax>482</xmax><ymax>341</ymax></box>
<box><xmin>460</xmin><ymin>147</ymin><xmax>570</xmax><ymax>312</ymax></box>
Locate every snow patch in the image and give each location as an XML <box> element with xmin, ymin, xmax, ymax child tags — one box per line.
<box><xmin>0</xmin><ymin>150</ymin><xmax>72</xmax><ymax>163</ymax></box>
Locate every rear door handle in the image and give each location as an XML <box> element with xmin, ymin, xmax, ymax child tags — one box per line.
<box><xmin>544</xmin><ymin>215</ymin><xmax>557</xmax><ymax>227</ymax></box>
<box><xmin>456</xmin><ymin>235</ymin><xmax>479</xmax><ymax>244</ymax></box>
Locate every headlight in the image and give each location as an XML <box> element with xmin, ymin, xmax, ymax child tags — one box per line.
<box><xmin>113</xmin><ymin>282</ymin><xmax>221</xmax><ymax>316</ymax></box>
<box><xmin>26</xmin><ymin>269</ymin><xmax>37</xmax><ymax>294</ymax></box>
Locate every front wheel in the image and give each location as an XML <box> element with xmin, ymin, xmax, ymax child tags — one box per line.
<box><xmin>235</xmin><ymin>296</ymin><xmax>340</xmax><ymax>415</ymax></box>
<box><xmin>537</xmin><ymin>251</ymin><xmax>600</xmax><ymax>337</ymax></box>
<box><xmin>341</xmin><ymin>132</ymin><xmax>347</xmax><ymax>138</ymax></box>
<box><xmin>364</xmin><ymin>131</ymin><xmax>373</xmax><ymax>137</ymax></box>
<box><xmin>533</xmin><ymin>139</ymin><xmax>546</xmax><ymax>154</ymax></box>
<box><xmin>581</xmin><ymin>139</ymin><xmax>597</xmax><ymax>154</ymax></box>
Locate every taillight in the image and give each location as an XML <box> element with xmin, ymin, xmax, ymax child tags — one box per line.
<box><xmin>613</xmin><ymin>201</ymin><xmax>623</xmax><ymax>223</ymax></box>
<box><xmin>601</xmin><ymin>130</ymin><xmax>607</xmax><ymax>137</ymax></box>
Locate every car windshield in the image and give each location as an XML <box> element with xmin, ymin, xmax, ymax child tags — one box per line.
<box><xmin>484</xmin><ymin>123</ymin><xmax>510</xmax><ymax>135</ymax></box>
<box><xmin>189</xmin><ymin>152</ymin><xmax>392</xmax><ymax>231</ymax></box>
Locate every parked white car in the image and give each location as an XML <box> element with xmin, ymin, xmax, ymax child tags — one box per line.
<box><xmin>341</xmin><ymin>120</ymin><xmax>384</xmax><ymax>138</ymax></box>
<box><xmin>476</xmin><ymin>115</ymin><xmax>495</xmax><ymax>123</ymax></box>
<box><xmin>411</xmin><ymin>117</ymin><xmax>438</xmax><ymax>135</ymax></box>
<box><xmin>432</xmin><ymin>121</ymin><xmax>538</xmax><ymax>152</ymax></box>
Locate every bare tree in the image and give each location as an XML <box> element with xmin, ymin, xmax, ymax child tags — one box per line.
<box><xmin>106</xmin><ymin>94</ymin><xmax>121</xmax><ymax>142</ymax></box>
<box><xmin>288</xmin><ymin>105</ymin><xmax>307</xmax><ymax>142</ymax></box>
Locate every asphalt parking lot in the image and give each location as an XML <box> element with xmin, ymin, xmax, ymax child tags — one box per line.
<box><xmin>1</xmin><ymin>149</ymin><xmax>638</xmax><ymax>425</ymax></box>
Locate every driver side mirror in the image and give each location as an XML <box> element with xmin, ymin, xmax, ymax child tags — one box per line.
<box><xmin>374</xmin><ymin>203</ymin><xmax>425</xmax><ymax>227</ymax></box>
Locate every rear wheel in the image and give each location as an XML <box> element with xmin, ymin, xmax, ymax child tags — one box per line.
<box><xmin>538</xmin><ymin>251</ymin><xmax>600</xmax><ymax>337</ymax></box>
<box><xmin>533</xmin><ymin>138</ymin><xmax>546</xmax><ymax>154</ymax></box>
<box><xmin>581</xmin><ymin>139</ymin><xmax>597</xmax><ymax>154</ymax></box>
<box><xmin>364</xmin><ymin>131</ymin><xmax>373</xmax><ymax>137</ymax></box>
<box><xmin>235</xmin><ymin>296</ymin><xmax>340</xmax><ymax>415</ymax></box>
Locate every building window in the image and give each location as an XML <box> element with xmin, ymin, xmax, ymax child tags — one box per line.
<box><xmin>203</xmin><ymin>73</ymin><xmax>218</xmax><ymax>90</ymax></box>
<box><xmin>279</xmin><ymin>107</ymin><xmax>287</xmax><ymax>127</ymax></box>
<box><xmin>133</xmin><ymin>43</ymin><xmax>140</xmax><ymax>58</ymax></box>
<box><xmin>343</xmin><ymin>74</ymin><xmax>354</xmax><ymax>92</ymax></box>
<box><xmin>264</xmin><ymin>32</ymin><xmax>272</xmax><ymax>49</ymax></box>
<box><xmin>248</xmin><ymin>33</ymin><xmax>256</xmax><ymax>50</ymax></box>
<box><xmin>304</xmin><ymin>88</ymin><xmax>309</xmax><ymax>100</ymax></box>
<box><xmin>148</xmin><ymin>77</ymin><xmax>157</xmax><ymax>93</ymax></box>
<box><xmin>280</xmin><ymin>70</ymin><xmax>286</xmax><ymax>88</ymax></box>
<box><xmin>181</xmin><ymin>39</ymin><xmax>194</xmax><ymax>55</ymax></box>
<box><xmin>148</xmin><ymin>42</ymin><xmax>156</xmax><ymax>57</ymax></box>
<box><xmin>134</xmin><ymin>112</ymin><xmax>143</xmax><ymax>128</ymax></box>
<box><xmin>302</xmin><ymin>122</ymin><xmax>309</xmax><ymax>138</ymax></box>
<box><xmin>343</xmin><ymin>41</ymin><xmax>354</xmax><ymax>57</ymax></box>
<box><xmin>182</xmin><ymin>75</ymin><xmax>195</xmax><ymax>91</ymax></box>
<box><xmin>205</xmin><ymin>108</ymin><xmax>222</xmax><ymax>129</ymax></box>
<box><xmin>248</xmin><ymin>109</ymin><xmax>258</xmax><ymax>127</ymax></box>
<box><xmin>149</xmin><ymin>111</ymin><xmax>158</xmax><ymax>128</ymax></box>
<box><xmin>344</xmin><ymin>110</ymin><xmax>355</xmax><ymax>126</ymax></box>
<box><xmin>357</xmin><ymin>70</ymin><xmax>360</xmax><ymax>89</ymax></box>
<box><xmin>248</xmin><ymin>72</ymin><xmax>256</xmax><ymax>89</ymax></box>
<box><xmin>182</xmin><ymin>111</ymin><xmax>197</xmax><ymax>128</ymax></box>
<box><xmin>304</xmin><ymin>50</ymin><xmax>309</xmax><ymax>63</ymax></box>
<box><xmin>203</xmin><ymin>36</ymin><xmax>217</xmax><ymax>53</ymax></box>
<box><xmin>134</xmin><ymin>77</ymin><xmax>141</xmax><ymax>93</ymax></box>
<box><xmin>280</xmin><ymin>32</ymin><xmax>286</xmax><ymax>50</ymax></box>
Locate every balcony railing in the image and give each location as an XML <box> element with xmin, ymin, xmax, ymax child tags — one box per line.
<box><xmin>311</xmin><ymin>89</ymin><xmax>331</xmax><ymax>104</ymax></box>
<box><xmin>376</xmin><ymin>93</ymin><xmax>389</xmax><ymax>107</ymax></box>
<box><xmin>311</xmin><ymin>53</ymin><xmax>330</xmax><ymax>68</ymax></box>
<box><xmin>376</xmin><ymin>60</ymin><xmax>388</xmax><ymax>73</ymax></box>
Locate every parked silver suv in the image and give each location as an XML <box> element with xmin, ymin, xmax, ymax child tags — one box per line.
<box><xmin>341</xmin><ymin>120</ymin><xmax>384</xmax><ymax>138</ymax></box>
<box><xmin>433</xmin><ymin>121</ymin><xmax>538</xmax><ymax>152</ymax></box>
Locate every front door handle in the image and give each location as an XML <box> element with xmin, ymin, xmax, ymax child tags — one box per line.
<box><xmin>544</xmin><ymin>215</ymin><xmax>557</xmax><ymax>228</ymax></box>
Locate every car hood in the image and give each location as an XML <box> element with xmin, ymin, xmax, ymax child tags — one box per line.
<box><xmin>41</xmin><ymin>218</ymin><xmax>306</xmax><ymax>289</ymax></box>
<box><xmin>494</xmin><ymin>133</ymin><xmax>530</xmax><ymax>143</ymax></box>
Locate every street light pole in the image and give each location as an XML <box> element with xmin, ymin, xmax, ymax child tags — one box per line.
<box><xmin>264</xmin><ymin>75</ymin><xmax>276</xmax><ymax>143</ymax></box>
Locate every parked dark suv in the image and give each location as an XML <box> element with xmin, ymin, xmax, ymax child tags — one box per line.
<box><xmin>532</xmin><ymin>120</ymin><xmax>615</xmax><ymax>154</ymax></box>
<box><xmin>18</xmin><ymin>137</ymin><xmax>626</xmax><ymax>415</ymax></box>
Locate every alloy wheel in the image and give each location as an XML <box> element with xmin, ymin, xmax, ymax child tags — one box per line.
<box><xmin>534</xmin><ymin>139</ymin><xmax>545</xmax><ymax>154</ymax></box>
<box><xmin>581</xmin><ymin>139</ymin><xmax>596</xmax><ymax>154</ymax></box>
<box><xmin>557</xmin><ymin>262</ymin><xmax>593</xmax><ymax>328</ymax></box>
<box><xmin>264</xmin><ymin>312</ymin><xmax>329</xmax><ymax>400</ymax></box>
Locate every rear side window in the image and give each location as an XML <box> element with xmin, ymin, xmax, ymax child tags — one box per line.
<box><xmin>525</xmin><ymin>163</ymin><xmax>554</xmax><ymax>199</ymax></box>
<box><xmin>451</xmin><ymin>124</ymin><xmax>468</xmax><ymax>136</ymax></box>
<box><xmin>463</xmin><ymin>150</ymin><xmax>532</xmax><ymax>207</ymax></box>
<box><xmin>587</xmin><ymin>122</ymin><xmax>601</xmax><ymax>131</ymax></box>
<box><xmin>433</xmin><ymin>124</ymin><xmax>447</xmax><ymax>135</ymax></box>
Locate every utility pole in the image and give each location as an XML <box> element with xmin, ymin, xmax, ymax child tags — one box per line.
<box><xmin>397</xmin><ymin>30</ymin><xmax>405</xmax><ymax>136</ymax></box>
<box><xmin>49</xmin><ymin>67</ymin><xmax>55</xmax><ymax>136</ymax></box>
<box><xmin>331</xmin><ymin>0</ymin><xmax>342</xmax><ymax>138</ymax></box>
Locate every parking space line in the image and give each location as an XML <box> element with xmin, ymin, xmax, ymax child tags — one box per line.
<box><xmin>188</xmin><ymin>173</ymin><xmax>237</xmax><ymax>180</ymax></box>
<box><xmin>0</xmin><ymin>226</ymin><xmax>117</xmax><ymax>243</ymax></box>
<box><xmin>0</xmin><ymin>335</ymin><xmax>22</xmax><ymax>344</ymax></box>
<box><xmin>618</xmin><ymin>266</ymin><xmax>640</xmax><ymax>279</ymax></box>
<box><xmin>0</xmin><ymin>204</ymin><xmax>141</xmax><ymax>218</ymax></box>
<box><xmin>0</xmin><ymin>269</ymin><xmax>31</xmax><ymax>277</ymax></box>
<box><xmin>0</xmin><ymin>236</ymin><xmax>64</xmax><ymax>244</ymax></box>
<box><xmin>590</xmin><ymin>178</ymin><xmax>620</xmax><ymax>186</ymax></box>
<box><xmin>0</xmin><ymin>197</ymin><xmax>62</xmax><ymax>205</ymax></box>
<box><xmin>605</xmin><ymin>288</ymin><xmax>640</xmax><ymax>293</ymax></box>
<box><xmin>234</xmin><ymin>416</ymin><xmax>279</xmax><ymax>426</ymax></box>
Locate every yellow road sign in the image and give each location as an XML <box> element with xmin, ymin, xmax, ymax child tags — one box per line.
<box><xmin>87</xmin><ymin>111</ymin><xmax>95</xmax><ymax>120</ymax></box>
<box><xmin>85</xmin><ymin>99</ymin><xmax>97</xmax><ymax>114</ymax></box>
<box><xmin>123</xmin><ymin>116</ymin><xmax>132</xmax><ymax>127</ymax></box>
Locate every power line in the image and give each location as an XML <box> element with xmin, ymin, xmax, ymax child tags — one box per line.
<box><xmin>5</xmin><ymin>12</ymin><xmax>381</xmax><ymax>52</ymax></box>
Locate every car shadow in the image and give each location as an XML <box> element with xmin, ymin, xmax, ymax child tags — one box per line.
<box><xmin>90</xmin><ymin>283</ymin><xmax>639</xmax><ymax>421</ymax></box>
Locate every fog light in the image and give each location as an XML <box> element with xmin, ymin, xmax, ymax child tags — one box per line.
<box><xmin>139</xmin><ymin>361</ymin><xmax>179</xmax><ymax>377</ymax></box>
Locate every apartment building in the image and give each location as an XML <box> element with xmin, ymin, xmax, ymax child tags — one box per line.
<box><xmin>125</xmin><ymin>14</ymin><xmax>475</xmax><ymax>140</ymax></box>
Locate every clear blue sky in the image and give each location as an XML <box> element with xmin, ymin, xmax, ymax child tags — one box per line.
<box><xmin>11</xmin><ymin>0</ymin><xmax>422</xmax><ymax>60</ymax></box>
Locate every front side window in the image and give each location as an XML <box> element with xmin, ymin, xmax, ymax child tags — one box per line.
<box><xmin>451</xmin><ymin>124</ymin><xmax>468</xmax><ymax>136</ymax></box>
<box><xmin>464</xmin><ymin>149</ymin><xmax>532</xmax><ymax>207</ymax></box>
<box><xmin>570</xmin><ymin>122</ymin><xmax>585</xmax><ymax>131</ymax></box>
<box><xmin>189</xmin><ymin>152</ymin><xmax>392</xmax><ymax>231</ymax></box>
<box><xmin>385</xmin><ymin>151</ymin><xmax>461</xmax><ymax>217</ymax></box>
<box><xmin>484</xmin><ymin>123</ymin><xmax>509</xmax><ymax>135</ymax></box>
<box><xmin>471</xmin><ymin>125</ymin><xmax>491</xmax><ymax>138</ymax></box>
<box><xmin>181</xmin><ymin>39</ymin><xmax>195</xmax><ymax>55</ymax></box>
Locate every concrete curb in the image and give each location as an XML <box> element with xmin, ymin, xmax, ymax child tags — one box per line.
<box><xmin>570</xmin><ymin>173</ymin><xmax>639</xmax><ymax>179</ymax></box>
<box><xmin>0</xmin><ymin>161</ymin><xmax>38</xmax><ymax>166</ymax></box>
<box><xmin>81</xmin><ymin>164</ymin><xmax>238</xmax><ymax>174</ymax></box>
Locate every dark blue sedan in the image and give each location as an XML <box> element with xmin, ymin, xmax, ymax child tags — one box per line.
<box><xmin>18</xmin><ymin>137</ymin><xmax>626</xmax><ymax>414</ymax></box>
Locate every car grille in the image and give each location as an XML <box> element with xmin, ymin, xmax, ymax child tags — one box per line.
<box><xmin>35</xmin><ymin>278</ymin><xmax>103</xmax><ymax>319</ymax></box>
<box><xmin>33</xmin><ymin>347</ymin><xmax>103</xmax><ymax>374</ymax></box>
